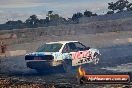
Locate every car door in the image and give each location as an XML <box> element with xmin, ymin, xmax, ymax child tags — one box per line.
<box><xmin>62</xmin><ymin>43</ymin><xmax>72</xmax><ymax>59</ymax></box>
<box><xmin>67</xmin><ymin>42</ymin><xmax>91</xmax><ymax>66</ymax></box>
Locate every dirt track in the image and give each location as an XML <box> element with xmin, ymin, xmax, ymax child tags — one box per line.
<box><xmin>1</xmin><ymin>31</ymin><xmax>132</xmax><ymax>87</ymax></box>
<box><xmin>1</xmin><ymin>43</ymin><xmax>132</xmax><ymax>88</ymax></box>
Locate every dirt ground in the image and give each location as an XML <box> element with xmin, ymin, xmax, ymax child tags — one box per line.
<box><xmin>1</xmin><ymin>31</ymin><xmax>132</xmax><ymax>88</ymax></box>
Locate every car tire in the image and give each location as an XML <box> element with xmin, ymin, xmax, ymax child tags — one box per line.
<box><xmin>62</xmin><ymin>59</ymin><xmax>72</xmax><ymax>73</ymax></box>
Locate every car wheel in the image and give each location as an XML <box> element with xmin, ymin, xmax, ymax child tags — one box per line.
<box><xmin>62</xmin><ymin>59</ymin><xmax>72</xmax><ymax>73</ymax></box>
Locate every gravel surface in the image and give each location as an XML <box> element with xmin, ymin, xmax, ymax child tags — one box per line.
<box><xmin>1</xmin><ymin>44</ymin><xmax>132</xmax><ymax>88</ymax></box>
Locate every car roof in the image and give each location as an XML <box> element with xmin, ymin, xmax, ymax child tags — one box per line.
<box><xmin>46</xmin><ymin>41</ymin><xmax>79</xmax><ymax>45</ymax></box>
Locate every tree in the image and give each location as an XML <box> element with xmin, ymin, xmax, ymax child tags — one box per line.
<box><xmin>5</xmin><ymin>20</ymin><xmax>23</xmax><ymax>29</ymax></box>
<box><xmin>107</xmin><ymin>11</ymin><xmax>114</xmax><ymax>14</ymax></box>
<box><xmin>25</xmin><ymin>15</ymin><xmax>39</xmax><ymax>27</ymax></box>
<box><xmin>72</xmin><ymin>12</ymin><xmax>83</xmax><ymax>21</ymax></box>
<box><xmin>116</xmin><ymin>0</ymin><xmax>129</xmax><ymax>12</ymax></box>
<box><xmin>84</xmin><ymin>10</ymin><xmax>97</xmax><ymax>17</ymax></box>
<box><xmin>6</xmin><ymin>20</ymin><xmax>23</xmax><ymax>25</ymax></box>
<box><xmin>108</xmin><ymin>0</ymin><xmax>130</xmax><ymax>13</ymax></box>
<box><xmin>84</xmin><ymin>10</ymin><xmax>93</xmax><ymax>17</ymax></box>
<box><xmin>126</xmin><ymin>3</ymin><xmax>132</xmax><ymax>11</ymax></box>
<box><xmin>92</xmin><ymin>13</ymin><xmax>98</xmax><ymax>16</ymax></box>
<box><xmin>47</xmin><ymin>10</ymin><xmax>53</xmax><ymax>20</ymax></box>
<box><xmin>17</xmin><ymin>20</ymin><xmax>23</xmax><ymax>24</ymax></box>
<box><xmin>108</xmin><ymin>2</ymin><xmax>117</xmax><ymax>12</ymax></box>
<box><xmin>48</xmin><ymin>11</ymin><xmax>53</xmax><ymax>15</ymax></box>
<box><xmin>50</xmin><ymin>14</ymin><xmax>60</xmax><ymax>21</ymax></box>
<box><xmin>45</xmin><ymin>11</ymin><xmax>67</xmax><ymax>25</ymax></box>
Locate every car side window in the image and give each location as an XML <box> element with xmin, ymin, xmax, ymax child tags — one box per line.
<box><xmin>62</xmin><ymin>42</ymin><xmax>87</xmax><ymax>53</ymax></box>
<box><xmin>67</xmin><ymin>43</ymin><xmax>78</xmax><ymax>52</ymax></box>
<box><xmin>62</xmin><ymin>44</ymin><xmax>71</xmax><ymax>53</ymax></box>
<box><xmin>74</xmin><ymin>42</ymin><xmax>87</xmax><ymax>51</ymax></box>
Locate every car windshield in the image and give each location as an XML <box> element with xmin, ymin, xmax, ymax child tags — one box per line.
<box><xmin>36</xmin><ymin>43</ymin><xmax>62</xmax><ymax>52</ymax></box>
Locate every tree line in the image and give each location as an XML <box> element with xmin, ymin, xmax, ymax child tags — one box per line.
<box><xmin>107</xmin><ymin>0</ymin><xmax>132</xmax><ymax>14</ymax></box>
<box><xmin>0</xmin><ymin>0</ymin><xmax>132</xmax><ymax>30</ymax></box>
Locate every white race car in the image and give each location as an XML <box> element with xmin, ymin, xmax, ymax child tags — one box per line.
<box><xmin>25</xmin><ymin>41</ymin><xmax>100</xmax><ymax>72</ymax></box>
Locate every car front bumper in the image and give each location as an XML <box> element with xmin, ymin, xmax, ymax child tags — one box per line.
<box><xmin>26</xmin><ymin>60</ymin><xmax>63</xmax><ymax>70</ymax></box>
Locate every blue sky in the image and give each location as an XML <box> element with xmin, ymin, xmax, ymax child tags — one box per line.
<box><xmin>0</xmin><ymin>0</ymin><xmax>131</xmax><ymax>24</ymax></box>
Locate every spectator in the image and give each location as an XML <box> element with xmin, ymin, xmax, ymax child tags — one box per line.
<box><xmin>0</xmin><ymin>41</ymin><xmax>7</xmax><ymax>57</ymax></box>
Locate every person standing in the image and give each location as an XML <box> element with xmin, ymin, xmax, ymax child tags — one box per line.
<box><xmin>0</xmin><ymin>41</ymin><xmax>7</xmax><ymax>57</ymax></box>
